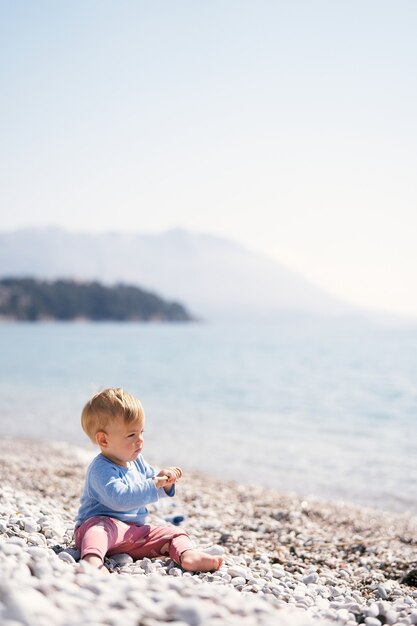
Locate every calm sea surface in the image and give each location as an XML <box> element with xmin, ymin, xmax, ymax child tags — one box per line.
<box><xmin>0</xmin><ymin>319</ymin><xmax>416</xmax><ymax>513</ymax></box>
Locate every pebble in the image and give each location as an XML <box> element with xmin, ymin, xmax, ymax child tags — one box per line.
<box><xmin>169</xmin><ymin>568</ymin><xmax>183</xmax><ymax>576</ymax></box>
<box><xmin>1</xmin><ymin>543</ymin><xmax>24</xmax><ymax>556</ymax></box>
<box><xmin>366</xmin><ymin>603</ymin><xmax>380</xmax><ymax>617</ymax></box>
<box><xmin>303</xmin><ymin>573</ymin><xmax>319</xmax><ymax>585</ymax></box>
<box><xmin>228</xmin><ymin>566</ymin><xmax>249</xmax><ymax>579</ymax></box>
<box><xmin>27</xmin><ymin>532</ymin><xmax>47</xmax><ymax>546</ymax></box>
<box><xmin>23</xmin><ymin>518</ymin><xmax>39</xmax><ymax>533</ymax></box>
<box><xmin>139</xmin><ymin>558</ymin><xmax>155</xmax><ymax>574</ymax></box>
<box><xmin>203</xmin><ymin>545</ymin><xmax>225</xmax><ymax>556</ymax></box>
<box><xmin>110</xmin><ymin>553</ymin><xmax>133</xmax><ymax>566</ymax></box>
<box><xmin>58</xmin><ymin>551</ymin><xmax>76</xmax><ymax>564</ymax></box>
<box><xmin>377</xmin><ymin>584</ymin><xmax>390</xmax><ymax>599</ymax></box>
<box><xmin>169</xmin><ymin>602</ymin><xmax>206</xmax><ymax>626</ymax></box>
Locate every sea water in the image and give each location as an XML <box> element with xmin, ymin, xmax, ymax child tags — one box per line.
<box><xmin>0</xmin><ymin>318</ymin><xmax>416</xmax><ymax>513</ymax></box>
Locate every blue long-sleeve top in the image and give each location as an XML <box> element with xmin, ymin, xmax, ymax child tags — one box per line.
<box><xmin>75</xmin><ymin>453</ymin><xmax>175</xmax><ymax>527</ymax></box>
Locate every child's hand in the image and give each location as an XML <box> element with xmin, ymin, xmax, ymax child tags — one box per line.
<box><xmin>153</xmin><ymin>467</ymin><xmax>182</xmax><ymax>492</ymax></box>
<box><xmin>157</xmin><ymin>466</ymin><xmax>183</xmax><ymax>485</ymax></box>
<box><xmin>153</xmin><ymin>475</ymin><xmax>170</xmax><ymax>489</ymax></box>
<box><xmin>161</xmin><ymin>466</ymin><xmax>182</xmax><ymax>494</ymax></box>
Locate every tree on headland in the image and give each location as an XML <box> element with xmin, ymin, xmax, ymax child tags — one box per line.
<box><xmin>0</xmin><ymin>278</ymin><xmax>194</xmax><ymax>322</ymax></box>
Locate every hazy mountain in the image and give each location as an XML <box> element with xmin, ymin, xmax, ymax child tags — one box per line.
<box><xmin>0</xmin><ymin>227</ymin><xmax>353</xmax><ymax>321</ymax></box>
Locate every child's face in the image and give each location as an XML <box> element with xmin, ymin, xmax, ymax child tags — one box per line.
<box><xmin>97</xmin><ymin>414</ymin><xmax>145</xmax><ymax>467</ymax></box>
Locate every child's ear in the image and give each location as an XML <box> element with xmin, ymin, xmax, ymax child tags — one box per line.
<box><xmin>95</xmin><ymin>431</ymin><xmax>108</xmax><ymax>447</ymax></box>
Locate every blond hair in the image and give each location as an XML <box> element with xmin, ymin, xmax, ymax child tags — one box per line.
<box><xmin>81</xmin><ymin>387</ymin><xmax>145</xmax><ymax>443</ymax></box>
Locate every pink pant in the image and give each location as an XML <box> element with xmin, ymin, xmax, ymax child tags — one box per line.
<box><xmin>75</xmin><ymin>516</ymin><xmax>193</xmax><ymax>565</ymax></box>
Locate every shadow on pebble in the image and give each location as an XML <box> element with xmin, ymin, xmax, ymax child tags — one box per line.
<box><xmin>402</xmin><ymin>569</ymin><xmax>417</xmax><ymax>587</ymax></box>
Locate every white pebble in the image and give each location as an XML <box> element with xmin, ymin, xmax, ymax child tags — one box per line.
<box><xmin>6</xmin><ymin>537</ymin><xmax>26</xmax><ymax>546</ymax></box>
<box><xmin>303</xmin><ymin>572</ymin><xmax>319</xmax><ymax>584</ymax></box>
<box><xmin>203</xmin><ymin>545</ymin><xmax>225</xmax><ymax>556</ymax></box>
<box><xmin>377</xmin><ymin>584</ymin><xmax>389</xmax><ymax>599</ymax></box>
<box><xmin>58</xmin><ymin>551</ymin><xmax>76</xmax><ymax>564</ymax></box>
<box><xmin>22</xmin><ymin>518</ymin><xmax>38</xmax><ymax>534</ymax></box>
<box><xmin>27</xmin><ymin>533</ymin><xmax>47</xmax><ymax>546</ymax></box>
<box><xmin>337</xmin><ymin>608</ymin><xmax>351</xmax><ymax>622</ymax></box>
<box><xmin>385</xmin><ymin>610</ymin><xmax>399</xmax><ymax>625</ymax></box>
<box><xmin>0</xmin><ymin>543</ymin><xmax>23</xmax><ymax>555</ymax></box>
<box><xmin>27</xmin><ymin>546</ymin><xmax>48</xmax><ymax>558</ymax></box>
<box><xmin>366</xmin><ymin>603</ymin><xmax>380</xmax><ymax>617</ymax></box>
<box><xmin>140</xmin><ymin>559</ymin><xmax>154</xmax><ymax>574</ymax></box>
<box><xmin>110</xmin><ymin>553</ymin><xmax>133</xmax><ymax>566</ymax></box>
<box><xmin>0</xmin><ymin>520</ymin><xmax>9</xmax><ymax>533</ymax></box>
<box><xmin>169</xmin><ymin>567</ymin><xmax>183</xmax><ymax>576</ymax></box>
<box><xmin>227</xmin><ymin>566</ymin><xmax>248</xmax><ymax>579</ymax></box>
<box><xmin>170</xmin><ymin>602</ymin><xmax>206</xmax><ymax>626</ymax></box>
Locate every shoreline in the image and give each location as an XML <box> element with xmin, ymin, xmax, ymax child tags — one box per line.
<box><xmin>2</xmin><ymin>432</ymin><xmax>417</xmax><ymax>517</ymax></box>
<box><xmin>1</xmin><ymin>437</ymin><xmax>417</xmax><ymax>625</ymax></box>
<box><xmin>3</xmin><ymin>431</ymin><xmax>416</xmax><ymax>518</ymax></box>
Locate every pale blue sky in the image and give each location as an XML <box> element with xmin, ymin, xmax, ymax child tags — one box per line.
<box><xmin>1</xmin><ymin>1</ymin><xmax>416</xmax><ymax>316</ymax></box>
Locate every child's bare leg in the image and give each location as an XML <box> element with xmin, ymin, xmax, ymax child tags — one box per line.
<box><xmin>127</xmin><ymin>527</ymin><xmax>222</xmax><ymax>573</ymax></box>
<box><xmin>180</xmin><ymin>549</ymin><xmax>223</xmax><ymax>573</ymax></box>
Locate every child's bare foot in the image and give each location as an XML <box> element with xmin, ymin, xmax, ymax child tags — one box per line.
<box><xmin>180</xmin><ymin>549</ymin><xmax>223</xmax><ymax>573</ymax></box>
<box><xmin>80</xmin><ymin>554</ymin><xmax>111</xmax><ymax>575</ymax></box>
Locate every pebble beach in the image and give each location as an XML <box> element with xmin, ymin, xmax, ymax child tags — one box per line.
<box><xmin>1</xmin><ymin>438</ymin><xmax>417</xmax><ymax>626</ymax></box>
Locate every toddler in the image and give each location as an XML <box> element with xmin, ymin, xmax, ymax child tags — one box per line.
<box><xmin>75</xmin><ymin>387</ymin><xmax>223</xmax><ymax>573</ymax></box>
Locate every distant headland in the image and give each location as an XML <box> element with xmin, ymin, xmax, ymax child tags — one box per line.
<box><xmin>0</xmin><ymin>277</ymin><xmax>194</xmax><ymax>322</ymax></box>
